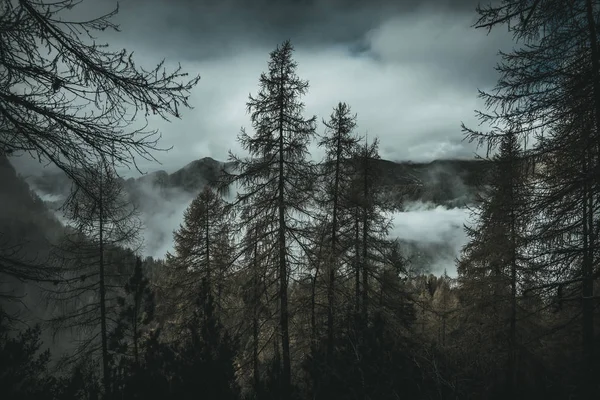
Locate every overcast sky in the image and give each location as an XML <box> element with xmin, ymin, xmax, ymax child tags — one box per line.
<box><xmin>10</xmin><ymin>0</ymin><xmax>512</xmax><ymax>176</ymax></box>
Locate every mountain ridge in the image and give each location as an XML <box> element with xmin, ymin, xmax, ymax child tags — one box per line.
<box><xmin>21</xmin><ymin>156</ymin><xmax>493</xmax><ymax>209</ymax></box>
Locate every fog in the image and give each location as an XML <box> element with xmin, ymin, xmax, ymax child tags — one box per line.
<box><xmin>132</xmin><ymin>182</ymin><xmax>197</xmax><ymax>259</ymax></box>
<box><xmin>390</xmin><ymin>201</ymin><xmax>472</xmax><ymax>277</ymax></box>
<box><xmin>132</xmin><ymin>191</ymin><xmax>473</xmax><ymax>277</ymax></box>
<box><xmin>24</xmin><ymin>169</ymin><xmax>473</xmax><ymax>277</ymax></box>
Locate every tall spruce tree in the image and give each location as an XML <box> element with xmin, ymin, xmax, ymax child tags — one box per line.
<box><xmin>164</xmin><ymin>186</ymin><xmax>232</xmax><ymax>331</ymax></box>
<box><xmin>219</xmin><ymin>40</ymin><xmax>317</xmax><ymax>398</ymax></box>
<box><xmin>463</xmin><ymin>2</ymin><xmax>600</xmax><ymax>397</ymax></box>
<box><xmin>457</xmin><ymin>131</ymin><xmax>532</xmax><ymax>398</ymax></box>
<box><xmin>350</xmin><ymin>137</ymin><xmax>392</xmax><ymax>324</ymax></box>
<box><xmin>48</xmin><ymin>161</ymin><xmax>141</xmax><ymax>398</ymax></box>
<box><xmin>316</xmin><ymin>102</ymin><xmax>361</xmax><ymax>362</ymax></box>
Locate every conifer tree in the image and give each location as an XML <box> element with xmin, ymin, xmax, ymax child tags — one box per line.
<box><xmin>219</xmin><ymin>40</ymin><xmax>317</xmax><ymax>397</ymax></box>
<box><xmin>463</xmin><ymin>3</ymin><xmax>600</xmax><ymax>397</ymax></box>
<box><xmin>171</xmin><ymin>278</ymin><xmax>240</xmax><ymax>400</ymax></box>
<box><xmin>349</xmin><ymin>137</ymin><xmax>392</xmax><ymax>324</ymax></box>
<box><xmin>47</xmin><ymin>161</ymin><xmax>141</xmax><ymax>398</ymax></box>
<box><xmin>237</xmin><ymin>208</ymin><xmax>274</xmax><ymax>396</ymax></box>
<box><xmin>457</xmin><ymin>131</ymin><xmax>532</xmax><ymax>397</ymax></box>
<box><xmin>316</xmin><ymin>102</ymin><xmax>361</xmax><ymax>362</ymax></box>
<box><xmin>164</xmin><ymin>186</ymin><xmax>233</xmax><ymax>329</ymax></box>
<box><xmin>110</xmin><ymin>256</ymin><xmax>155</xmax><ymax>368</ymax></box>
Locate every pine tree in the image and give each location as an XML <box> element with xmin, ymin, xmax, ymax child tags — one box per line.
<box><xmin>110</xmin><ymin>256</ymin><xmax>155</xmax><ymax>368</ymax></box>
<box><xmin>47</xmin><ymin>161</ymin><xmax>141</xmax><ymax>398</ymax></box>
<box><xmin>316</xmin><ymin>102</ymin><xmax>361</xmax><ymax>362</ymax></box>
<box><xmin>219</xmin><ymin>40</ymin><xmax>317</xmax><ymax>397</ymax></box>
<box><xmin>457</xmin><ymin>132</ymin><xmax>534</xmax><ymax>397</ymax></box>
<box><xmin>164</xmin><ymin>186</ymin><xmax>233</xmax><ymax>329</ymax></box>
<box><xmin>0</xmin><ymin>309</ymin><xmax>57</xmax><ymax>400</ymax></box>
<box><xmin>349</xmin><ymin>137</ymin><xmax>392</xmax><ymax>324</ymax></box>
<box><xmin>463</xmin><ymin>2</ymin><xmax>600</xmax><ymax>397</ymax></box>
<box><xmin>171</xmin><ymin>279</ymin><xmax>240</xmax><ymax>400</ymax></box>
<box><xmin>107</xmin><ymin>256</ymin><xmax>158</xmax><ymax>399</ymax></box>
<box><xmin>238</xmin><ymin>211</ymin><xmax>273</xmax><ymax>396</ymax></box>
<box><xmin>529</xmin><ymin>64</ymin><xmax>599</xmax><ymax>397</ymax></box>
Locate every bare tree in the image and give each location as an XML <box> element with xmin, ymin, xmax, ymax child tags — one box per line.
<box><xmin>47</xmin><ymin>160</ymin><xmax>142</xmax><ymax>398</ymax></box>
<box><xmin>0</xmin><ymin>0</ymin><xmax>200</xmax><ymax>333</ymax></box>
<box><xmin>0</xmin><ymin>0</ymin><xmax>200</xmax><ymax>197</ymax></box>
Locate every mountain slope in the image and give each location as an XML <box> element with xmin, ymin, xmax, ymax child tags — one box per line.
<box><xmin>24</xmin><ymin>156</ymin><xmax>491</xmax><ymax>209</ymax></box>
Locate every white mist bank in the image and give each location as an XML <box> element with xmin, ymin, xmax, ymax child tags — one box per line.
<box><xmin>390</xmin><ymin>201</ymin><xmax>473</xmax><ymax>277</ymax></box>
<box><xmin>29</xmin><ymin>177</ymin><xmax>474</xmax><ymax>277</ymax></box>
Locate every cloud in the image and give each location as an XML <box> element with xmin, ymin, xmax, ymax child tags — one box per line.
<box><xmin>5</xmin><ymin>0</ymin><xmax>513</xmax><ymax>177</ymax></box>
<box><xmin>390</xmin><ymin>201</ymin><xmax>474</xmax><ymax>276</ymax></box>
<box><xmin>132</xmin><ymin>183</ymin><xmax>196</xmax><ymax>259</ymax></box>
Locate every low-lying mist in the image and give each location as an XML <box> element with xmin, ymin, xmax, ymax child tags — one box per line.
<box><xmin>26</xmin><ymin>171</ymin><xmax>473</xmax><ymax>277</ymax></box>
<box><xmin>390</xmin><ymin>201</ymin><xmax>472</xmax><ymax>276</ymax></box>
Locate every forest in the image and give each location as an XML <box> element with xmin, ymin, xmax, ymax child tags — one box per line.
<box><xmin>1</xmin><ymin>1</ymin><xmax>599</xmax><ymax>400</ymax></box>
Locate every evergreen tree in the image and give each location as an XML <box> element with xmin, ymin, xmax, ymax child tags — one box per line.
<box><xmin>170</xmin><ymin>279</ymin><xmax>240</xmax><ymax>400</ymax></box>
<box><xmin>47</xmin><ymin>161</ymin><xmax>141</xmax><ymax>398</ymax></box>
<box><xmin>164</xmin><ymin>186</ymin><xmax>233</xmax><ymax>330</ymax></box>
<box><xmin>457</xmin><ymin>131</ymin><xmax>533</xmax><ymax>398</ymax></box>
<box><xmin>316</xmin><ymin>102</ymin><xmax>361</xmax><ymax>362</ymax></box>
<box><xmin>0</xmin><ymin>309</ymin><xmax>57</xmax><ymax>400</ymax></box>
<box><xmin>219</xmin><ymin>40</ymin><xmax>317</xmax><ymax>397</ymax></box>
<box><xmin>349</xmin><ymin>137</ymin><xmax>392</xmax><ymax>324</ymax></box>
<box><xmin>237</xmin><ymin>212</ymin><xmax>274</xmax><ymax>397</ymax></box>
<box><xmin>462</xmin><ymin>2</ymin><xmax>600</xmax><ymax>397</ymax></box>
<box><xmin>109</xmin><ymin>256</ymin><xmax>155</xmax><ymax>369</ymax></box>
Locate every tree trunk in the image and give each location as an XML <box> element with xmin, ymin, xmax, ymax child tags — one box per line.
<box><xmin>354</xmin><ymin>209</ymin><xmax>360</xmax><ymax>317</ymax></box>
<box><xmin>311</xmin><ymin>256</ymin><xmax>319</xmax><ymax>343</ymax></box>
<box><xmin>327</xmin><ymin>135</ymin><xmax>342</xmax><ymax>362</ymax></box>
<box><xmin>99</xmin><ymin>173</ymin><xmax>110</xmax><ymax>399</ymax></box>
<box><xmin>205</xmin><ymin>210</ymin><xmax>211</xmax><ymax>285</ymax></box>
<box><xmin>253</xmin><ymin>241</ymin><xmax>260</xmax><ymax>395</ymax></box>
<box><xmin>583</xmin><ymin>1</ymin><xmax>598</xmax><ymax>397</ymax></box>
<box><xmin>509</xmin><ymin>149</ymin><xmax>518</xmax><ymax>397</ymax></box>
<box><xmin>361</xmin><ymin>147</ymin><xmax>369</xmax><ymax>324</ymax></box>
<box><xmin>278</xmin><ymin>92</ymin><xmax>291</xmax><ymax>398</ymax></box>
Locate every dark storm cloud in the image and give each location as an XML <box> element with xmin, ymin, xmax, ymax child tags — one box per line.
<box><xmin>11</xmin><ymin>0</ymin><xmax>514</xmax><ymax>175</ymax></box>
<box><xmin>95</xmin><ymin>0</ymin><xmax>494</xmax><ymax>60</ymax></box>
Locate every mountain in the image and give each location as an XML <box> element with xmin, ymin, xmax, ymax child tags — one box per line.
<box><xmin>377</xmin><ymin>158</ymin><xmax>493</xmax><ymax>208</ymax></box>
<box><xmin>0</xmin><ymin>155</ymin><xmax>63</xmax><ymax>241</ymax></box>
<box><xmin>128</xmin><ymin>157</ymin><xmax>235</xmax><ymax>193</ymax></box>
<box><xmin>24</xmin><ymin>156</ymin><xmax>492</xmax><ymax>209</ymax></box>
<box><xmin>0</xmin><ymin>155</ymin><xmax>64</xmax><ymax>319</ymax></box>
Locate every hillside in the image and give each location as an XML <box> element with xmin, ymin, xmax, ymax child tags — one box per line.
<box><xmin>24</xmin><ymin>156</ymin><xmax>492</xmax><ymax>210</ymax></box>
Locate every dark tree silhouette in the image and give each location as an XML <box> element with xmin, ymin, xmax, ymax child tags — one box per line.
<box><xmin>316</xmin><ymin>102</ymin><xmax>361</xmax><ymax>362</ymax></box>
<box><xmin>0</xmin><ymin>0</ymin><xmax>200</xmax><ymax>196</ymax></box>
<box><xmin>218</xmin><ymin>40</ymin><xmax>317</xmax><ymax>398</ymax></box>
<box><xmin>163</xmin><ymin>186</ymin><xmax>233</xmax><ymax>331</ymax></box>
<box><xmin>47</xmin><ymin>162</ymin><xmax>141</xmax><ymax>398</ymax></box>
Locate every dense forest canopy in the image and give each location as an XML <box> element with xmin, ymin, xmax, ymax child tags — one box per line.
<box><xmin>1</xmin><ymin>1</ymin><xmax>600</xmax><ymax>400</ymax></box>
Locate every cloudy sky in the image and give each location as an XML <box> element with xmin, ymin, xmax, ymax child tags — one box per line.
<box><xmin>11</xmin><ymin>0</ymin><xmax>513</xmax><ymax>176</ymax></box>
